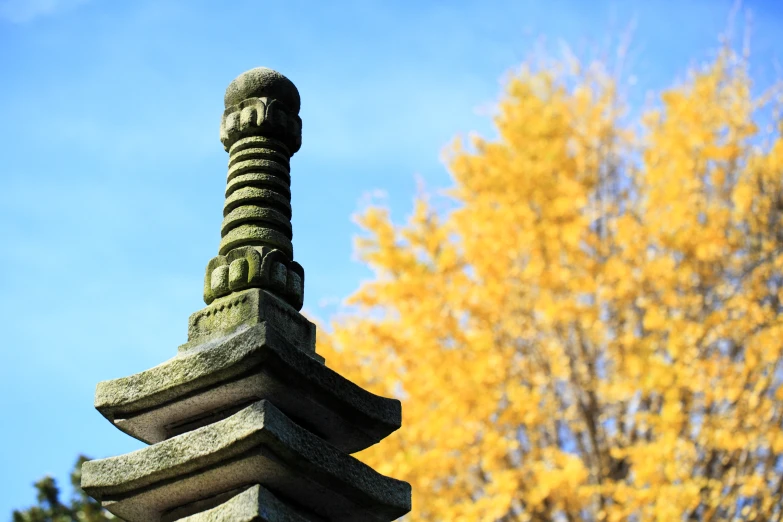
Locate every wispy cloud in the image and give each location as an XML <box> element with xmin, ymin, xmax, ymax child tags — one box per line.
<box><xmin>0</xmin><ymin>0</ymin><xmax>90</xmax><ymax>23</ymax></box>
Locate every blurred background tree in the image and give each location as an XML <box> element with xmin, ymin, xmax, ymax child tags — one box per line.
<box><xmin>12</xmin><ymin>457</ymin><xmax>113</xmax><ymax>522</ymax></box>
<box><xmin>319</xmin><ymin>43</ymin><xmax>783</xmax><ymax>521</ymax></box>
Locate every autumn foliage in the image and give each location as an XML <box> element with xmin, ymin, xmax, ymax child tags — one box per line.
<box><xmin>318</xmin><ymin>45</ymin><xmax>783</xmax><ymax>521</ymax></box>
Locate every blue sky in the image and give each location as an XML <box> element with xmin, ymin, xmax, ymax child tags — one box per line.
<box><xmin>1</xmin><ymin>0</ymin><xmax>782</xmax><ymax>515</ymax></box>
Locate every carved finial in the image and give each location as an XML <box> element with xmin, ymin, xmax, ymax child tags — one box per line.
<box><xmin>220</xmin><ymin>67</ymin><xmax>302</xmax><ymax>153</ymax></box>
<box><xmin>224</xmin><ymin>67</ymin><xmax>301</xmax><ymax>114</ymax></box>
<box><xmin>203</xmin><ymin>68</ymin><xmax>305</xmax><ymax>310</ymax></box>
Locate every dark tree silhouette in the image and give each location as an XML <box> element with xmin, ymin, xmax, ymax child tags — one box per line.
<box><xmin>11</xmin><ymin>456</ymin><xmax>113</xmax><ymax>522</ymax></box>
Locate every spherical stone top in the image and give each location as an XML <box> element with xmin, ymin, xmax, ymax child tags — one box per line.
<box><xmin>224</xmin><ymin>67</ymin><xmax>300</xmax><ymax>114</ymax></box>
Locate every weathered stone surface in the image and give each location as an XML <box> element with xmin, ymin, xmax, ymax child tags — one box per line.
<box><xmin>176</xmin><ymin>485</ymin><xmax>314</xmax><ymax>522</ymax></box>
<box><xmin>186</xmin><ymin>288</ymin><xmax>313</xmax><ymax>355</ymax></box>
<box><xmin>220</xmin><ymin>68</ymin><xmax>302</xmax><ymax>154</ymax></box>
<box><xmin>212</xmin><ymin>68</ymin><xmax>304</xmax><ymax>309</ymax></box>
<box><xmin>82</xmin><ymin>400</ymin><xmax>411</xmax><ymax>522</ymax></box>
<box><xmin>94</xmin><ymin>320</ymin><xmax>400</xmax><ymax>453</ymax></box>
<box><xmin>224</xmin><ymin>67</ymin><xmax>301</xmax><ymax>118</ymax></box>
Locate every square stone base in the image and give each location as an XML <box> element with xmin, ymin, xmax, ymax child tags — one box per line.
<box><xmin>182</xmin><ymin>288</ymin><xmax>323</xmax><ymax>364</ymax></box>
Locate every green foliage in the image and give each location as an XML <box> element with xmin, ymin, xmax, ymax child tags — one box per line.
<box><xmin>11</xmin><ymin>456</ymin><xmax>113</xmax><ymax>522</ymax></box>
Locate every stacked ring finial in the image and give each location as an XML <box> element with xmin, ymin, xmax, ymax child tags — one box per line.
<box><xmin>204</xmin><ymin>68</ymin><xmax>306</xmax><ymax>310</ymax></box>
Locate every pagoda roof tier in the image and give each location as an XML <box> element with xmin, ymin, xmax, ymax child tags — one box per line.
<box><xmin>82</xmin><ymin>400</ymin><xmax>411</xmax><ymax>522</ymax></box>
<box><xmin>94</xmin><ymin>302</ymin><xmax>401</xmax><ymax>454</ymax></box>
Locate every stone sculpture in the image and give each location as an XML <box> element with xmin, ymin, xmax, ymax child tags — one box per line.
<box><xmin>81</xmin><ymin>67</ymin><xmax>412</xmax><ymax>522</ymax></box>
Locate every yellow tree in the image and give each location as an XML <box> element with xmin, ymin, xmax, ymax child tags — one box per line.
<box><xmin>318</xmin><ymin>45</ymin><xmax>783</xmax><ymax>521</ymax></box>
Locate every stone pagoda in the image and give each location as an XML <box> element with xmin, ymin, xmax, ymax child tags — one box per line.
<box><xmin>81</xmin><ymin>68</ymin><xmax>412</xmax><ymax>522</ymax></box>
